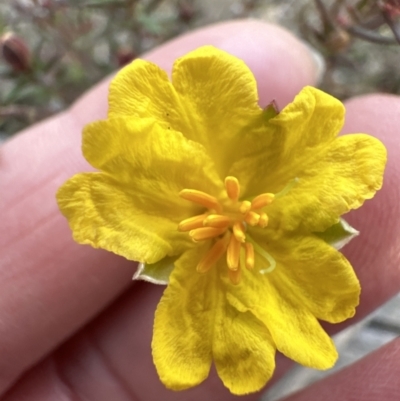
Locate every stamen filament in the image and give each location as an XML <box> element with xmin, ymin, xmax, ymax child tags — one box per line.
<box><xmin>203</xmin><ymin>214</ymin><xmax>231</xmax><ymax>228</ymax></box>
<box><xmin>244</xmin><ymin>211</ymin><xmax>260</xmax><ymax>226</ymax></box>
<box><xmin>228</xmin><ymin>267</ymin><xmax>241</xmax><ymax>285</ymax></box>
<box><xmin>239</xmin><ymin>200</ymin><xmax>251</xmax><ymax>214</ymax></box>
<box><xmin>179</xmin><ymin>189</ymin><xmax>222</xmax><ymax>213</ymax></box>
<box><xmin>244</xmin><ymin>242</ymin><xmax>254</xmax><ymax>270</ymax></box>
<box><xmin>225</xmin><ymin>176</ymin><xmax>240</xmax><ymax>201</ymax></box>
<box><xmin>275</xmin><ymin>177</ymin><xmax>299</xmax><ymax>199</ymax></box>
<box><xmin>233</xmin><ymin>222</ymin><xmax>246</xmax><ymax>243</ymax></box>
<box><xmin>196</xmin><ymin>236</ymin><xmax>229</xmax><ymax>273</ymax></box>
<box><xmin>247</xmin><ymin>235</ymin><xmax>276</xmax><ymax>274</ymax></box>
<box><xmin>178</xmin><ymin>214</ymin><xmax>208</xmax><ymax>232</ymax></box>
<box><xmin>251</xmin><ymin>193</ymin><xmax>275</xmax><ymax>210</ymax></box>
<box><xmin>189</xmin><ymin>227</ymin><xmax>226</xmax><ymax>242</ymax></box>
<box><xmin>227</xmin><ymin>234</ymin><xmax>241</xmax><ymax>270</ymax></box>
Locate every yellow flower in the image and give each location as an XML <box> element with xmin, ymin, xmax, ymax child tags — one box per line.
<box><xmin>57</xmin><ymin>46</ymin><xmax>387</xmax><ymax>395</ymax></box>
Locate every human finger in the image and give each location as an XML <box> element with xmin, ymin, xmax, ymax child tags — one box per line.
<box><xmin>279</xmin><ymin>338</ymin><xmax>400</xmax><ymax>401</ymax></box>
<box><xmin>3</xmin><ymin>35</ymin><xmax>398</xmax><ymax>399</ymax></box>
<box><xmin>5</xmin><ymin>93</ymin><xmax>400</xmax><ymax>400</ymax></box>
<box><xmin>0</xmin><ymin>20</ymin><xmax>321</xmax><ymax>396</ymax></box>
<box><xmin>324</xmin><ymin>94</ymin><xmax>400</xmax><ymax>334</ymax></box>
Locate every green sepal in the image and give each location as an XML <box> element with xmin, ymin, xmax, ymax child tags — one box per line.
<box><xmin>263</xmin><ymin>100</ymin><xmax>279</xmax><ymax>121</ymax></box>
<box><xmin>133</xmin><ymin>255</ymin><xmax>177</xmax><ymax>285</ymax></box>
<box><xmin>316</xmin><ymin>218</ymin><xmax>359</xmax><ymax>250</ymax></box>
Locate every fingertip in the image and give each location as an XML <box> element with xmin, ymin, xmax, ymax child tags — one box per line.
<box><xmin>71</xmin><ymin>20</ymin><xmax>322</xmax><ymax>124</ymax></box>
<box><xmin>341</xmin><ymin>94</ymin><xmax>400</xmax><ymax>319</ymax></box>
<box><xmin>146</xmin><ymin>20</ymin><xmax>322</xmax><ymax>108</ymax></box>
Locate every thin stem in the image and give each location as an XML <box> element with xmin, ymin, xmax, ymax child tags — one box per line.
<box><xmin>246</xmin><ymin>236</ymin><xmax>276</xmax><ymax>274</ymax></box>
<box><xmin>346</xmin><ymin>25</ymin><xmax>398</xmax><ymax>44</ymax></box>
<box><xmin>382</xmin><ymin>8</ymin><xmax>400</xmax><ymax>45</ymax></box>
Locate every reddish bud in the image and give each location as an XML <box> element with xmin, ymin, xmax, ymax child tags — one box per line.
<box><xmin>116</xmin><ymin>48</ymin><xmax>137</xmax><ymax>67</ymax></box>
<box><xmin>0</xmin><ymin>32</ymin><xmax>31</xmax><ymax>72</ymax></box>
<box><xmin>379</xmin><ymin>0</ymin><xmax>400</xmax><ymax>17</ymax></box>
<box><xmin>178</xmin><ymin>1</ymin><xmax>195</xmax><ymax>22</ymax></box>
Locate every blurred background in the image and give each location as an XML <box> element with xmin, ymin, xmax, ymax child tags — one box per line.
<box><xmin>1</xmin><ymin>1</ymin><xmax>399</xmax><ymax>400</ymax></box>
<box><xmin>1</xmin><ymin>0</ymin><xmax>400</xmax><ymax>139</ymax></box>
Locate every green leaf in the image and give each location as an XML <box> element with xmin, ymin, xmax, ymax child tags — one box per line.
<box><xmin>133</xmin><ymin>255</ymin><xmax>177</xmax><ymax>284</ymax></box>
<box><xmin>316</xmin><ymin>218</ymin><xmax>359</xmax><ymax>250</ymax></box>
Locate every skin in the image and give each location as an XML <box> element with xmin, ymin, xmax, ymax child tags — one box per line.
<box><xmin>0</xmin><ymin>19</ymin><xmax>400</xmax><ymax>401</ymax></box>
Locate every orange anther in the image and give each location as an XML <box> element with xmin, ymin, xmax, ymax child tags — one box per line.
<box><xmin>196</xmin><ymin>236</ymin><xmax>229</xmax><ymax>273</ymax></box>
<box><xmin>225</xmin><ymin>176</ymin><xmax>240</xmax><ymax>201</ymax></box>
<box><xmin>189</xmin><ymin>227</ymin><xmax>226</xmax><ymax>242</ymax></box>
<box><xmin>227</xmin><ymin>234</ymin><xmax>241</xmax><ymax>270</ymax></box>
<box><xmin>233</xmin><ymin>222</ymin><xmax>246</xmax><ymax>243</ymax></box>
<box><xmin>179</xmin><ymin>189</ymin><xmax>222</xmax><ymax>213</ymax></box>
<box><xmin>251</xmin><ymin>193</ymin><xmax>275</xmax><ymax>210</ymax></box>
<box><xmin>244</xmin><ymin>242</ymin><xmax>254</xmax><ymax>270</ymax></box>
<box><xmin>259</xmin><ymin>213</ymin><xmax>269</xmax><ymax>228</ymax></box>
<box><xmin>244</xmin><ymin>211</ymin><xmax>260</xmax><ymax>226</ymax></box>
<box><xmin>203</xmin><ymin>214</ymin><xmax>231</xmax><ymax>228</ymax></box>
<box><xmin>239</xmin><ymin>200</ymin><xmax>251</xmax><ymax>214</ymax></box>
<box><xmin>178</xmin><ymin>214</ymin><xmax>208</xmax><ymax>232</ymax></box>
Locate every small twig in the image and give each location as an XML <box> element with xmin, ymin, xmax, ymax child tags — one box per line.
<box><xmin>346</xmin><ymin>25</ymin><xmax>398</xmax><ymax>44</ymax></box>
<box><xmin>346</xmin><ymin>5</ymin><xmax>364</xmax><ymax>25</ymax></box>
<box><xmin>0</xmin><ymin>105</ymin><xmax>36</xmax><ymax>119</ymax></box>
<box><xmin>381</xmin><ymin>8</ymin><xmax>400</xmax><ymax>44</ymax></box>
<box><xmin>330</xmin><ymin>0</ymin><xmax>346</xmax><ymax>18</ymax></box>
<box><xmin>74</xmin><ymin>0</ymin><xmax>130</xmax><ymax>8</ymax></box>
<box><xmin>314</xmin><ymin>0</ymin><xmax>336</xmax><ymax>30</ymax></box>
<box><xmin>144</xmin><ymin>0</ymin><xmax>164</xmax><ymax>14</ymax></box>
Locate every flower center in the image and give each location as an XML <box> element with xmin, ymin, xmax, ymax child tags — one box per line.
<box><xmin>178</xmin><ymin>176</ymin><xmax>275</xmax><ymax>284</ymax></box>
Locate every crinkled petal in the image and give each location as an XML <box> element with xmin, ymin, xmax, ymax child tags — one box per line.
<box><xmin>152</xmin><ymin>245</ymin><xmax>214</xmax><ymax>390</ymax></box>
<box><xmin>230</xmin><ymin>87</ymin><xmax>386</xmax><ymax>232</ymax></box>
<box><xmin>171</xmin><ymin>46</ymin><xmax>263</xmax><ymax>173</ymax></box>
<box><xmin>249</xmin><ymin>230</ymin><xmax>360</xmax><ymax>323</ymax></box>
<box><xmin>153</xmin><ymin>246</ymin><xmax>276</xmax><ymax>394</ymax></box>
<box><xmin>58</xmin><ymin>118</ymin><xmax>226</xmax><ymax>264</ymax></box>
<box><xmin>267</xmin><ymin>133</ymin><xmax>387</xmax><ymax>232</ymax></box>
<box><xmin>57</xmin><ymin>173</ymin><xmax>190</xmax><ymax>263</ymax></box>
<box><xmin>82</xmin><ymin>117</ymin><xmax>225</xmax><ymax>222</ymax></box>
<box><xmin>108</xmin><ymin>59</ymin><xmax>177</xmax><ymax>122</ymax></box>
<box><xmin>213</xmin><ymin>304</ymin><xmax>276</xmax><ymax>395</ymax></box>
<box><xmin>229</xmin><ymin>86</ymin><xmax>345</xmax><ymax>197</ymax></box>
<box><xmin>83</xmin><ymin>117</ymin><xmax>225</xmax><ymax>203</ymax></box>
<box><xmin>225</xmin><ymin>236</ymin><xmax>344</xmax><ymax>368</ymax></box>
<box><xmin>108</xmin><ymin>46</ymin><xmax>264</xmax><ymax>176</ymax></box>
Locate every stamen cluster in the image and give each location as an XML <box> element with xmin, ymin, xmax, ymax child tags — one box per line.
<box><xmin>178</xmin><ymin>176</ymin><xmax>274</xmax><ymax>284</ymax></box>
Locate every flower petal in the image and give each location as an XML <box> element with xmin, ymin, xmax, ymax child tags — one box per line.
<box><xmin>152</xmin><ymin>245</ymin><xmax>276</xmax><ymax>394</ymax></box>
<box><xmin>229</xmin><ymin>86</ymin><xmax>345</xmax><ymax>197</ymax></box>
<box><xmin>152</xmin><ymin>245</ymin><xmax>214</xmax><ymax>390</ymax></box>
<box><xmin>268</xmin><ymin>133</ymin><xmax>387</xmax><ymax>232</ymax></box>
<box><xmin>250</xmin><ymin>231</ymin><xmax>360</xmax><ymax>323</ymax></box>
<box><xmin>108</xmin><ymin>46</ymin><xmax>264</xmax><ymax>176</ymax></box>
<box><xmin>58</xmin><ymin>118</ymin><xmax>226</xmax><ymax>264</ymax></box>
<box><xmin>228</xmin><ymin>288</ymin><xmax>337</xmax><ymax>369</ymax></box>
<box><xmin>225</xmin><ymin>235</ymin><xmax>348</xmax><ymax>368</ymax></box>
<box><xmin>57</xmin><ymin>173</ymin><xmax>190</xmax><ymax>263</ymax></box>
<box><xmin>171</xmin><ymin>46</ymin><xmax>263</xmax><ymax>173</ymax></box>
<box><xmin>108</xmin><ymin>58</ymin><xmax>176</xmax><ymax>121</ymax></box>
<box><xmin>82</xmin><ymin>117</ymin><xmax>225</xmax><ymax>206</ymax></box>
<box><xmin>230</xmin><ymin>87</ymin><xmax>386</xmax><ymax>232</ymax></box>
<box><xmin>213</xmin><ymin>306</ymin><xmax>276</xmax><ymax>395</ymax></box>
